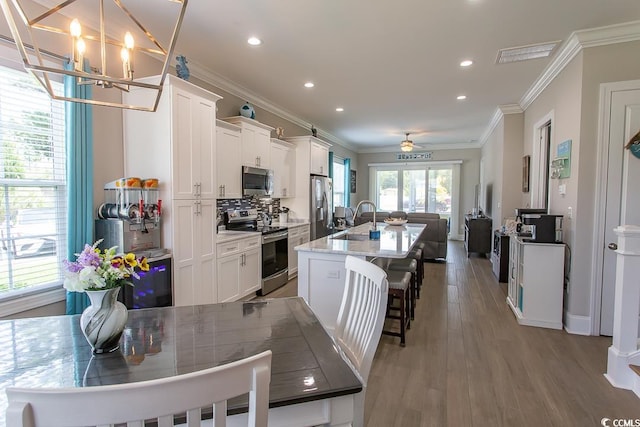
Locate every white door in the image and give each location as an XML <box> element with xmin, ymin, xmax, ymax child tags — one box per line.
<box><xmin>599</xmin><ymin>87</ymin><xmax>640</xmax><ymax>335</ymax></box>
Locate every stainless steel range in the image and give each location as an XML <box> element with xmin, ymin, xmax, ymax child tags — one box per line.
<box><xmin>224</xmin><ymin>209</ymin><xmax>289</xmax><ymax>296</ymax></box>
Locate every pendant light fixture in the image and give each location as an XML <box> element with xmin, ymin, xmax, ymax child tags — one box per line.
<box><xmin>400</xmin><ymin>133</ymin><xmax>414</xmax><ymax>152</ymax></box>
<box><xmin>0</xmin><ymin>0</ymin><xmax>188</xmax><ymax>112</ymax></box>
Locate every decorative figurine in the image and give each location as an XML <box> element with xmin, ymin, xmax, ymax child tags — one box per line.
<box><xmin>175</xmin><ymin>55</ymin><xmax>190</xmax><ymax>81</ymax></box>
<box><xmin>240</xmin><ymin>102</ymin><xmax>256</xmax><ymax>119</ymax></box>
<box><xmin>276</xmin><ymin>127</ymin><xmax>284</xmax><ymax>139</ymax></box>
<box><xmin>311</xmin><ymin>125</ymin><xmax>317</xmax><ymax>137</ymax></box>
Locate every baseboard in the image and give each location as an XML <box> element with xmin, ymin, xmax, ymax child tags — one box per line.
<box><xmin>563</xmin><ymin>311</ymin><xmax>592</xmax><ymax>335</ymax></box>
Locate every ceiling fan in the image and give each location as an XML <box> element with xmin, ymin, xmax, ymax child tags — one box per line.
<box><xmin>400</xmin><ymin>132</ymin><xmax>417</xmax><ymax>152</ymax></box>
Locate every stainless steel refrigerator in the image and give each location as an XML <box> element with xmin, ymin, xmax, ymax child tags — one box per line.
<box><xmin>310</xmin><ymin>175</ymin><xmax>333</xmax><ymax>240</ymax></box>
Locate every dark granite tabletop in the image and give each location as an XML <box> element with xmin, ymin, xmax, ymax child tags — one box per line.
<box><xmin>0</xmin><ymin>297</ymin><xmax>362</xmax><ymax>423</ymax></box>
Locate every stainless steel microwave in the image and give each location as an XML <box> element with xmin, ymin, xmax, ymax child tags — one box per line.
<box><xmin>242</xmin><ymin>166</ymin><xmax>274</xmax><ymax>196</ymax></box>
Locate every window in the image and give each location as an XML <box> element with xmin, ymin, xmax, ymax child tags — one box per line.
<box><xmin>370</xmin><ymin>162</ymin><xmax>460</xmax><ymax>233</ymax></box>
<box><xmin>0</xmin><ymin>63</ymin><xmax>67</xmax><ymax>301</ymax></box>
<box><xmin>333</xmin><ymin>157</ymin><xmax>346</xmax><ymax>208</ymax></box>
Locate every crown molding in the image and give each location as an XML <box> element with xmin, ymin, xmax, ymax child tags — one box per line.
<box><xmin>478</xmin><ymin>104</ymin><xmax>523</xmax><ymax>148</ymax></box>
<box><xmin>357</xmin><ymin>141</ymin><xmax>481</xmax><ymax>154</ymax></box>
<box><xmin>520</xmin><ymin>20</ymin><xmax>640</xmax><ymax>110</ymax></box>
<box><xmin>187</xmin><ymin>60</ymin><xmax>359</xmax><ymax>153</ymax></box>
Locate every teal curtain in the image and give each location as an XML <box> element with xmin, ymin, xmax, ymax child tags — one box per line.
<box><xmin>328</xmin><ymin>151</ymin><xmax>334</xmax><ymax>179</ymax></box>
<box><xmin>344</xmin><ymin>158</ymin><xmax>351</xmax><ymax>207</ymax></box>
<box><xmin>64</xmin><ymin>58</ymin><xmax>94</xmax><ymax>314</ymax></box>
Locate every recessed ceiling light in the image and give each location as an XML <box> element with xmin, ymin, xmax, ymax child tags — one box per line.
<box><xmin>304</xmin><ymin>82</ymin><xmax>315</xmax><ymax>88</ymax></box>
<box><xmin>457</xmin><ymin>95</ymin><xmax>467</xmax><ymax>100</ymax></box>
<box><xmin>460</xmin><ymin>60</ymin><xmax>473</xmax><ymax>67</ymax></box>
<box><xmin>247</xmin><ymin>37</ymin><xmax>262</xmax><ymax>46</ymax></box>
<box><xmin>336</xmin><ymin>107</ymin><xmax>344</xmax><ymax>112</ymax></box>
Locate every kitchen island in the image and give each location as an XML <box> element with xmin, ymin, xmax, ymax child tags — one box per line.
<box><xmin>295</xmin><ymin>222</ymin><xmax>426</xmax><ymax>331</ymax></box>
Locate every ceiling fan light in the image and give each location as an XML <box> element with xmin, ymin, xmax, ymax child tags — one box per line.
<box><xmin>400</xmin><ymin>140</ymin><xmax>413</xmax><ymax>152</ymax></box>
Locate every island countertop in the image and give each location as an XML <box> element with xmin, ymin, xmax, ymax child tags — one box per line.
<box><xmin>294</xmin><ymin>222</ymin><xmax>426</xmax><ymax>258</ymax></box>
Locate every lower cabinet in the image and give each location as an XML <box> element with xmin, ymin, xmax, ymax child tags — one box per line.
<box><xmin>216</xmin><ymin>236</ymin><xmax>261</xmax><ymax>302</ymax></box>
<box><xmin>507</xmin><ymin>235</ymin><xmax>565</xmax><ymax>329</ymax></box>
<box><xmin>288</xmin><ymin>224</ymin><xmax>310</xmax><ymax>279</ymax></box>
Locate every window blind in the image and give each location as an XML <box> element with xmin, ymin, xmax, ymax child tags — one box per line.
<box><xmin>0</xmin><ymin>64</ymin><xmax>67</xmax><ymax>297</ymax></box>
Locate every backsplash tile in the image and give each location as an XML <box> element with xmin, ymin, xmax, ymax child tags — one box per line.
<box><xmin>216</xmin><ymin>196</ymin><xmax>281</xmax><ymax>219</ymax></box>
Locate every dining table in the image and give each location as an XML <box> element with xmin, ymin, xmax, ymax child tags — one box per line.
<box><xmin>0</xmin><ymin>297</ymin><xmax>362</xmax><ymax>426</ymax></box>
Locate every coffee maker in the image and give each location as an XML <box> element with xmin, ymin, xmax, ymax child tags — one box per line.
<box><xmin>515</xmin><ymin>208</ymin><xmax>563</xmax><ymax>243</ymax></box>
<box><xmin>95</xmin><ymin>178</ymin><xmax>164</xmax><ymax>256</ymax></box>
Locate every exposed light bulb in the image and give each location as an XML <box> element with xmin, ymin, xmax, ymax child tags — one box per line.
<box><xmin>70</xmin><ymin>19</ymin><xmax>81</xmax><ymax>37</ymax></box>
<box><xmin>124</xmin><ymin>32</ymin><xmax>134</xmax><ymax>49</ymax></box>
<box><xmin>121</xmin><ymin>47</ymin><xmax>129</xmax><ymax>62</ymax></box>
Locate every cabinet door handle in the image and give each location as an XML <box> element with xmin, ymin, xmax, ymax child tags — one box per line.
<box><xmin>222</xmin><ymin>184</ymin><xmax>225</xmax><ymax>197</ymax></box>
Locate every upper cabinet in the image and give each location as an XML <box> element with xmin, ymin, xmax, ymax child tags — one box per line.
<box><xmin>310</xmin><ymin>140</ymin><xmax>330</xmax><ymax>176</ymax></box>
<box><xmin>270</xmin><ymin>139</ymin><xmax>296</xmax><ymax>198</ymax></box>
<box><xmin>216</xmin><ymin>120</ymin><xmax>243</xmax><ymax>199</ymax></box>
<box><xmin>221</xmin><ymin>116</ymin><xmax>274</xmax><ymax>169</ymax></box>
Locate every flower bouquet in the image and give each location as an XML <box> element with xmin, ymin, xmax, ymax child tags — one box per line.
<box><xmin>63</xmin><ymin>240</ymin><xmax>149</xmax><ymax>354</ymax></box>
<box><xmin>63</xmin><ymin>239</ymin><xmax>149</xmax><ymax>292</ymax></box>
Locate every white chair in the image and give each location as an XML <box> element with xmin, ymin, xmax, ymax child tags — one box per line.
<box><xmin>334</xmin><ymin>255</ymin><xmax>389</xmax><ymax>427</ymax></box>
<box><xmin>6</xmin><ymin>350</ymin><xmax>272</xmax><ymax>427</ymax></box>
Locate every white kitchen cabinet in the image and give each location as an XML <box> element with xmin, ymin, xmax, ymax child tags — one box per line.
<box><xmin>216</xmin><ymin>120</ymin><xmax>243</xmax><ymax>198</ymax></box>
<box><xmin>222</xmin><ymin>116</ymin><xmax>273</xmax><ymax>169</ymax></box>
<box><xmin>123</xmin><ymin>75</ymin><xmax>222</xmax><ymax>307</ymax></box>
<box><xmin>288</xmin><ymin>224</ymin><xmax>310</xmax><ymax>279</ymax></box>
<box><xmin>270</xmin><ymin>139</ymin><xmax>296</xmax><ymax>198</ymax></box>
<box><xmin>216</xmin><ymin>235</ymin><xmax>262</xmax><ymax>302</ymax></box>
<box><xmin>172</xmin><ymin>198</ymin><xmax>217</xmax><ymax>306</ymax></box>
<box><xmin>283</xmin><ymin>136</ymin><xmax>332</xmax><ymax>221</ymax></box>
<box><xmin>310</xmin><ymin>141</ymin><xmax>329</xmax><ymax>176</ymax></box>
<box><xmin>507</xmin><ymin>235</ymin><xmax>565</xmax><ymax>329</ymax></box>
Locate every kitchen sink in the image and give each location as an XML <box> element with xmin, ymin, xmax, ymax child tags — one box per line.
<box><xmin>330</xmin><ymin>233</ymin><xmax>371</xmax><ymax>241</ymax></box>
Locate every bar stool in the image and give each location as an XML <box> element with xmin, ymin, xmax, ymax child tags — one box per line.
<box><xmin>387</xmin><ymin>257</ymin><xmax>418</xmax><ymax>320</ymax></box>
<box><xmin>408</xmin><ymin>242</ymin><xmax>425</xmax><ymax>298</ymax></box>
<box><xmin>371</xmin><ymin>258</ymin><xmax>411</xmax><ymax>346</ymax></box>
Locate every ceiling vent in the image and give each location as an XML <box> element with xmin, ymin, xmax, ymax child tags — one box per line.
<box><xmin>496</xmin><ymin>41</ymin><xmax>560</xmax><ymax>64</ymax></box>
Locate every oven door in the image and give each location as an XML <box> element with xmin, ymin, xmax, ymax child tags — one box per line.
<box><xmin>243</xmin><ymin>166</ymin><xmax>274</xmax><ymax>196</ymax></box>
<box><xmin>261</xmin><ymin>231</ymin><xmax>288</xmax><ymax>294</ymax></box>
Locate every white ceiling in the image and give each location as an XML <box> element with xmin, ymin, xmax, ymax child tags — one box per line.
<box><xmin>21</xmin><ymin>0</ymin><xmax>640</xmax><ymax>151</ymax></box>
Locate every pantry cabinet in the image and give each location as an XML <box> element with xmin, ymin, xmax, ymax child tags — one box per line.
<box><xmin>221</xmin><ymin>116</ymin><xmax>273</xmax><ymax>169</ymax></box>
<box><xmin>270</xmin><ymin>139</ymin><xmax>296</xmax><ymax>198</ymax></box>
<box><xmin>507</xmin><ymin>235</ymin><xmax>565</xmax><ymax>329</ymax></box>
<box><xmin>216</xmin><ymin>120</ymin><xmax>243</xmax><ymax>198</ymax></box>
<box><xmin>123</xmin><ymin>75</ymin><xmax>222</xmax><ymax>307</ymax></box>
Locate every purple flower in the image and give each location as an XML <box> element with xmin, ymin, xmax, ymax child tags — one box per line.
<box><xmin>76</xmin><ymin>244</ymin><xmax>101</xmax><ymax>267</ymax></box>
<box><xmin>63</xmin><ymin>259</ymin><xmax>83</xmax><ymax>273</ymax></box>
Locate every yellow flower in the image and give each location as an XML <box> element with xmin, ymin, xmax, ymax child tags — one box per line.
<box><xmin>139</xmin><ymin>257</ymin><xmax>150</xmax><ymax>272</ymax></box>
<box><xmin>124</xmin><ymin>253</ymin><xmax>138</xmax><ymax>268</ymax></box>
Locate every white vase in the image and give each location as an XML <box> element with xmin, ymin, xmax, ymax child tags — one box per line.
<box><xmin>80</xmin><ymin>287</ymin><xmax>128</xmax><ymax>354</ymax></box>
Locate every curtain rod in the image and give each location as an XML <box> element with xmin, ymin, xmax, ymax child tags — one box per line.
<box><xmin>0</xmin><ymin>34</ymin><xmax>66</xmax><ymax>61</ymax></box>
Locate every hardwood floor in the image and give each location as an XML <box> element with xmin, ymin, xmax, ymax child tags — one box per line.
<box><xmin>262</xmin><ymin>241</ymin><xmax>640</xmax><ymax>426</ymax></box>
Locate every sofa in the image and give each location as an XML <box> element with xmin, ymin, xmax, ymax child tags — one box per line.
<box><xmin>354</xmin><ymin>211</ymin><xmax>448</xmax><ymax>260</ymax></box>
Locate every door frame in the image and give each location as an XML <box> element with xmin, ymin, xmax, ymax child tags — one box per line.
<box><xmin>590</xmin><ymin>79</ymin><xmax>640</xmax><ymax>335</ymax></box>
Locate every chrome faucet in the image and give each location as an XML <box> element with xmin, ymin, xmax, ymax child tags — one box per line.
<box><xmin>352</xmin><ymin>200</ymin><xmax>378</xmax><ymax>231</ymax></box>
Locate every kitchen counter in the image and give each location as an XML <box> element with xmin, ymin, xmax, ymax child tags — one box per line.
<box><xmin>295</xmin><ymin>222</ymin><xmax>425</xmax><ymax>258</ymax></box>
<box><xmin>295</xmin><ymin>221</ymin><xmax>426</xmax><ymax>331</ymax></box>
